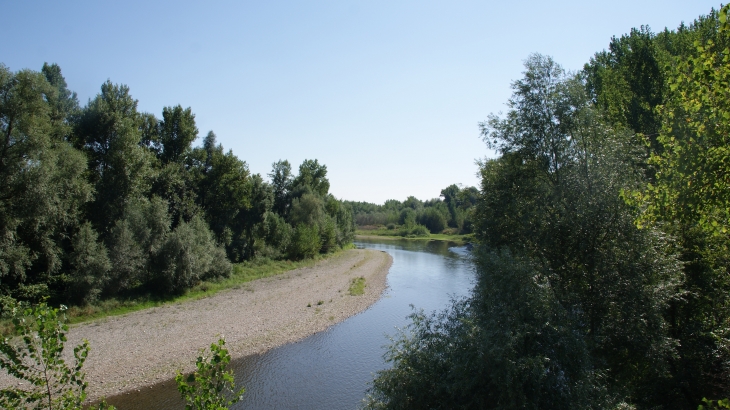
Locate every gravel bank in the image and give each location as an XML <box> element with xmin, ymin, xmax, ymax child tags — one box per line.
<box><xmin>0</xmin><ymin>249</ymin><xmax>392</xmax><ymax>402</ymax></box>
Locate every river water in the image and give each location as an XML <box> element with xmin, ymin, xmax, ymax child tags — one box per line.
<box><xmin>106</xmin><ymin>238</ymin><xmax>475</xmax><ymax>409</ymax></box>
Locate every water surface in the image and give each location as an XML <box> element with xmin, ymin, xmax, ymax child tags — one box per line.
<box><xmin>107</xmin><ymin>238</ymin><xmax>475</xmax><ymax>409</ymax></box>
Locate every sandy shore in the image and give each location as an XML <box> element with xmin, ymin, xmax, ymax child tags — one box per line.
<box><xmin>0</xmin><ymin>248</ymin><xmax>392</xmax><ymax>402</ymax></box>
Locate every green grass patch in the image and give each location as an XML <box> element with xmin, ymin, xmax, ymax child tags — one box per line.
<box><xmin>348</xmin><ymin>276</ymin><xmax>366</xmax><ymax>296</ymax></box>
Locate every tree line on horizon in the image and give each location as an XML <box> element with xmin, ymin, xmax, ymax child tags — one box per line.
<box><xmin>367</xmin><ymin>4</ymin><xmax>730</xmax><ymax>409</ymax></box>
<box><xmin>0</xmin><ymin>64</ymin><xmax>355</xmax><ymax>307</ymax></box>
<box><xmin>346</xmin><ymin>184</ymin><xmax>479</xmax><ymax>236</ymax></box>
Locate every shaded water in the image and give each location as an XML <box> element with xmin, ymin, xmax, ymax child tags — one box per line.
<box><xmin>106</xmin><ymin>238</ymin><xmax>475</xmax><ymax>409</ymax></box>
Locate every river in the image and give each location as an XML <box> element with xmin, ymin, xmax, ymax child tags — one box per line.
<box><xmin>106</xmin><ymin>237</ymin><xmax>476</xmax><ymax>409</ymax></box>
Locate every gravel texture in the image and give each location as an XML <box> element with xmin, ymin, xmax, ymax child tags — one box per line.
<box><xmin>0</xmin><ymin>249</ymin><xmax>392</xmax><ymax>402</ymax></box>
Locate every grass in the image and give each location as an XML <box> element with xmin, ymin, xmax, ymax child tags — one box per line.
<box><xmin>8</xmin><ymin>251</ymin><xmax>349</xmax><ymax>331</ymax></box>
<box><xmin>355</xmin><ymin>227</ymin><xmax>474</xmax><ymax>246</ymax></box>
<box><xmin>348</xmin><ymin>277</ymin><xmax>366</xmax><ymax>296</ymax></box>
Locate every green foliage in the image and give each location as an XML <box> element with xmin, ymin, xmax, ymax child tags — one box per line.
<box><xmin>153</xmin><ymin>216</ymin><xmax>231</xmax><ymax>294</ymax></box>
<box><xmin>258</xmin><ymin>211</ymin><xmax>293</xmax><ymax>259</ymax></box>
<box><xmin>158</xmin><ymin>105</ymin><xmax>198</xmax><ymax>164</ymax></box>
<box><xmin>0</xmin><ymin>64</ymin><xmax>93</xmax><ymax>302</ymax></box>
<box><xmin>0</xmin><ymin>61</ymin><xmax>354</xmax><ymax>316</ymax></box>
<box><xmin>0</xmin><ymin>301</ymin><xmax>114</xmax><ymax>409</ymax></box>
<box><xmin>348</xmin><ymin>186</ymin><xmax>477</xmax><ymax>234</ymax></box>
<box><xmin>478</xmin><ymin>54</ymin><xmax>684</xmax><ymax>406</ymax></box>
<box><xmin>291</xmin><ymin>159</ymin><xmax>329</xmax><ymax>197</ymax></box>
<box><xmin>584</xmin><ymin>26</ymin><xmax>666</xmax><ymax>140</ymax></box>
<box><xmin>700</xmin><ymin>398</ymin><xmax>730</xmax><ymax>410</ymax></box>
<box><xmin>269</xmin><ymin>160</ymin><xmax>293</xmax><ymax>216</ymax></box>
<box><xmin>74</xmin><ymin>81</ymin><xmax>155</xmax><ymax>233</ymax></box>
<box><xmin>366</xmin><ymin>250</ymin><xmax>609</xmax><ymax>409</ymax></box>
<box><xmin>176</xmin><ymin>338</ymin><xmax>244</xmax><ymax>410</ymax></box>
<box><xmin>371</xmin><ymin>50</ymin><xmax>697</xmax><ymax>408</ymax></box>
<box><xmin>631</xmin><ymin>4</ymin><xmax>730</xmax><ymax>241</ymax></box>
<box><xmin>68</xmin><ymin>223</ymin><xmax>111</xmax><ymax>304</ymax></box>
<box><xmin>620</xmin><ymin>6</ymin><xmax>730</xmax><ymax>401</ymax></box>
<box><xmin>416</xmin><ymin>207</ymin><xmax>447</xmax><ymax>234</ymax></box>
<box><xmin>287</xmin><ymin>224</ymin><xmax>321</xmax><ymax>260</ymax></box>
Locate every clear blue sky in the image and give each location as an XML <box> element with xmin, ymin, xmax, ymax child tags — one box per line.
<box><xmin>1</xmin><ymin>1</ymin><xmax>720</xmax><ymax>203</ymax></box>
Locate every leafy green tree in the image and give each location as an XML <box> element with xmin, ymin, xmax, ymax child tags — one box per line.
<box><xmin>398</xmin><ymin>208</ymin><xmax>416</xmax><ymax>228</ymax></box>
<box><xmin>624</xmin><ymin>5</ymin><xmax>730</xmax><ymax>401</ymax></box>
<box><xmin>291</xmin><ymin>159</ymin><xmax>329</xmax><ymax>198</ymax></box>
<box><xmin>0</xmin><ymin>301</ymin><xmax>114</xmax><ymax>409</ymax></box>
<box><xmin>176</xmin><ymin>338</ymin><xmax>244</xmax><ymax>410</ymax></box>
<box><xmin>439</xmin><ymin>184</ymin><xmax>461</xmax><ymax>228</ymax></box>
<box><xmin>41</xmin><ymin>63</ymin><xmax>79</xmax><ymax>142</ymax></box>
<box><xmin>239</xmin><ymin>174</ymin><xmax>273</xmax><ymax>259</ymax></box>
<box><xmin>631</xmin><ymin>4</ymin><xmax>730</xmax><ymax>241</ymax></box>
<box><xmin>191</xmin><ymin>141</ymin><xmax>252</xmax><ymax>262</ymax></box>
<box><xmin>0</xmin><ymin>302</ymin><xmax>91</xmax><ymax>409</ymax></box>
<box><xmin>288</xmin><ymin>193</ymin><xmax>325</xmax><ymax>227</ymax></box>
<box><xmin>366</xmin><ymin>250</ymin><xmax>605</xmax><ymax>409</ymax></box>
<box><xmin>73</xmin><ymin>81</ymin><xmax>155</xmax><ymax>233</ymax></box>
<box><xmin>158</xmin><ymin>105</ymin><xmax>198</xmax><ymax>164</ymax></box>
<box><xmin>478</xmin><ymin>55</ymin><xmax>683</xmax><ymax>405</ymax></box>
<box><xmin>68</xmin><ymin>223</ymin><xmax>111</xmax><ymax>304</ymax></box>
<box><xmin>287</xmin><ymin>224</ymin><xmax>321</xmax><ymax>260</ymax></box>
<box><xmin>416</xmin><ymin>207</ymin><xmax>447</xmax><ymax>234</ymax></box>
<box><xmin>269</xmin><ymin>160</ymin><xmax>293</xmax><ymax>216</ymax></box>
<box><xmin>105</xmin><ymin>197</ymin><xmax>170</xmax><ymax>295</ymax></box>
<box><xmin>259</xmin><ymin>211</ymin><xmax>293</xmax><ymax>259</ymax></box>
<box><xmin>0</xmin><ymin>65</ymin><xmax>92</xmax><ymax>302</ymax></box>
<box><xmin>584</xmin><ymin>26</ymin><xmax>666</xmax><ymax>141</ymax></box>
<box><xmin>152</xmin><ymin>215</ymin><xmax>231</xmax><ymax>294</ymax></box>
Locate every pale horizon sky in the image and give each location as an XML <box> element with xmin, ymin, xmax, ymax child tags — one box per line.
<box><xmin>1</xmin><ymin>1</ymin><xmax>720</xmax><ymax>204</ymax></box>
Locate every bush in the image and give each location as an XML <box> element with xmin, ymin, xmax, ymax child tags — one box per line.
<box><xmin>417</xmin><ymin>208</ymin><xmax>447</xmax><ymax>234</ymax></box>
<box><xmin>176</xmin><ymin>338</ymin><xmax>244</xmax><ymax>410</ymax></box>
<box><xmin>0</xmin><ymin>300</ymin><xmax>115</xmax><ymax>409</ymax></box>
<box><xmin>262</xmin><ymin>212</ymin><xmax>293</xmax><ymax>258</ymax></box>
<box><xmin>365</xmin><ymin>250</ymin><xmax>607</xmax><ymax>409</ymax></box>
<box><xmin>68</xmin><ymin>222</ymin><xmax>111</xmax><ymax>304</ymax></box>
<box><xmin>409</xmin><ymin>225</ymin><xmax>430</xmax><ymax>237</ymax></box>
<box><xmin>399</xmin><ymin>208</ymin><xmax>417</xmax><ymax>228</ymax></box>
<box><xmin>287</xmin><ymin>223</ymin><xmax>321</xmax><ymax>260</ymax></box>
<box><xmin>153</xmin><ymin>216</ymin><xmax>231</xmax><ymax>294</ymax></box>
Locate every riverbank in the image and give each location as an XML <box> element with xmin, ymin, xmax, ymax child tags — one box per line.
<box><xmin>0</xmin><ymin>248</ymin><xmax>392</xmax><ymax>403</ymax></box>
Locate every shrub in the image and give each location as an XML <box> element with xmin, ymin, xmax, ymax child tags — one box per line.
<box><xmin>153</xmin><ymin>216</ymin><xmax>231</xmax><ymax>294</ymax></box>
<box><xmin>287</xmin><ymin>224</ymin><xmax>321</xmax><ymax>260</ymax></box>
<box><xmin>0</xmin><ymin>300</ymin><xmax>115</xmax><ymax>409</ymax></box>
<box><xmin>417</xmin><ymin>208</ymin><xmax>447</xmax><ymax>234</ymax></box>
<box><xmin>68</xmin><ymin>222</ymin><xmax>111</xmax><ymax>304</ymax></box>
<box><xmin>176</xmin><ymin>338</ymin><xmax>244</xmax><ymax>410</ymax></box>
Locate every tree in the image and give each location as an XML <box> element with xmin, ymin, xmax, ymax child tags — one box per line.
<box><xmin>584</xmin><ymin>26</ymin><xmax>666</xmax><ymax>141</ymax></box>
<box><xmin>0</xmin><ymin>301</ymin><xmax>114</xmax><ymax>409</ymax></box>
<box><xmin>192</xmin><ymin>142</ymin><xmax>252</xmax><ymax>262</ymax></box>
<box><xmin>176</xmin><ymin>338</ymin><xmax>244</xmax><ymax>410</ymax></box>
<box><xmin>41</xmin><ymin>63</ymin><xmax>79</xmax><ymax>142</ymax></box>
<box><xmin>624</xmin><ymin>5</ymin><xmax>730</xmax><ymax>401</ymax></box>
<box><xmin>73</xmin><ymin>81</ymin><xmax>155</xmax><ymax>233</ymax></box>
<box><xmin>0</xmin><ymin>65</ymin><xmax>92</xmax><ymax>302</ymax></box>
<box><xmin>158</xmin><ymin>105</ymin><xmax>198</xmax><ymax>164</ymax></box>
<box><xmin>269</xmin><ymin>160</ymin><xmax>293</xmax><ymax>216</ymax></box>
<box><xmin>68</xmin><ymin>222</ymin><xmax>111</xmax><ymax>304</ymax></box>
<box><xmin>631</xmin><ymin>4</ymin><xmax>730</xmax><ymax>241</ymax></box>
<box><xmin>291</xmin><ymin>159</ymin><xmax>329</xmax><ymax>198</ymax></box>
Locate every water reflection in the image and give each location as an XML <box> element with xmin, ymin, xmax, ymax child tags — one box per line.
<box><xmin>105</xmin><ymin>238</ymin><xmax>475</xmax><ymax>409</ymax></box>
